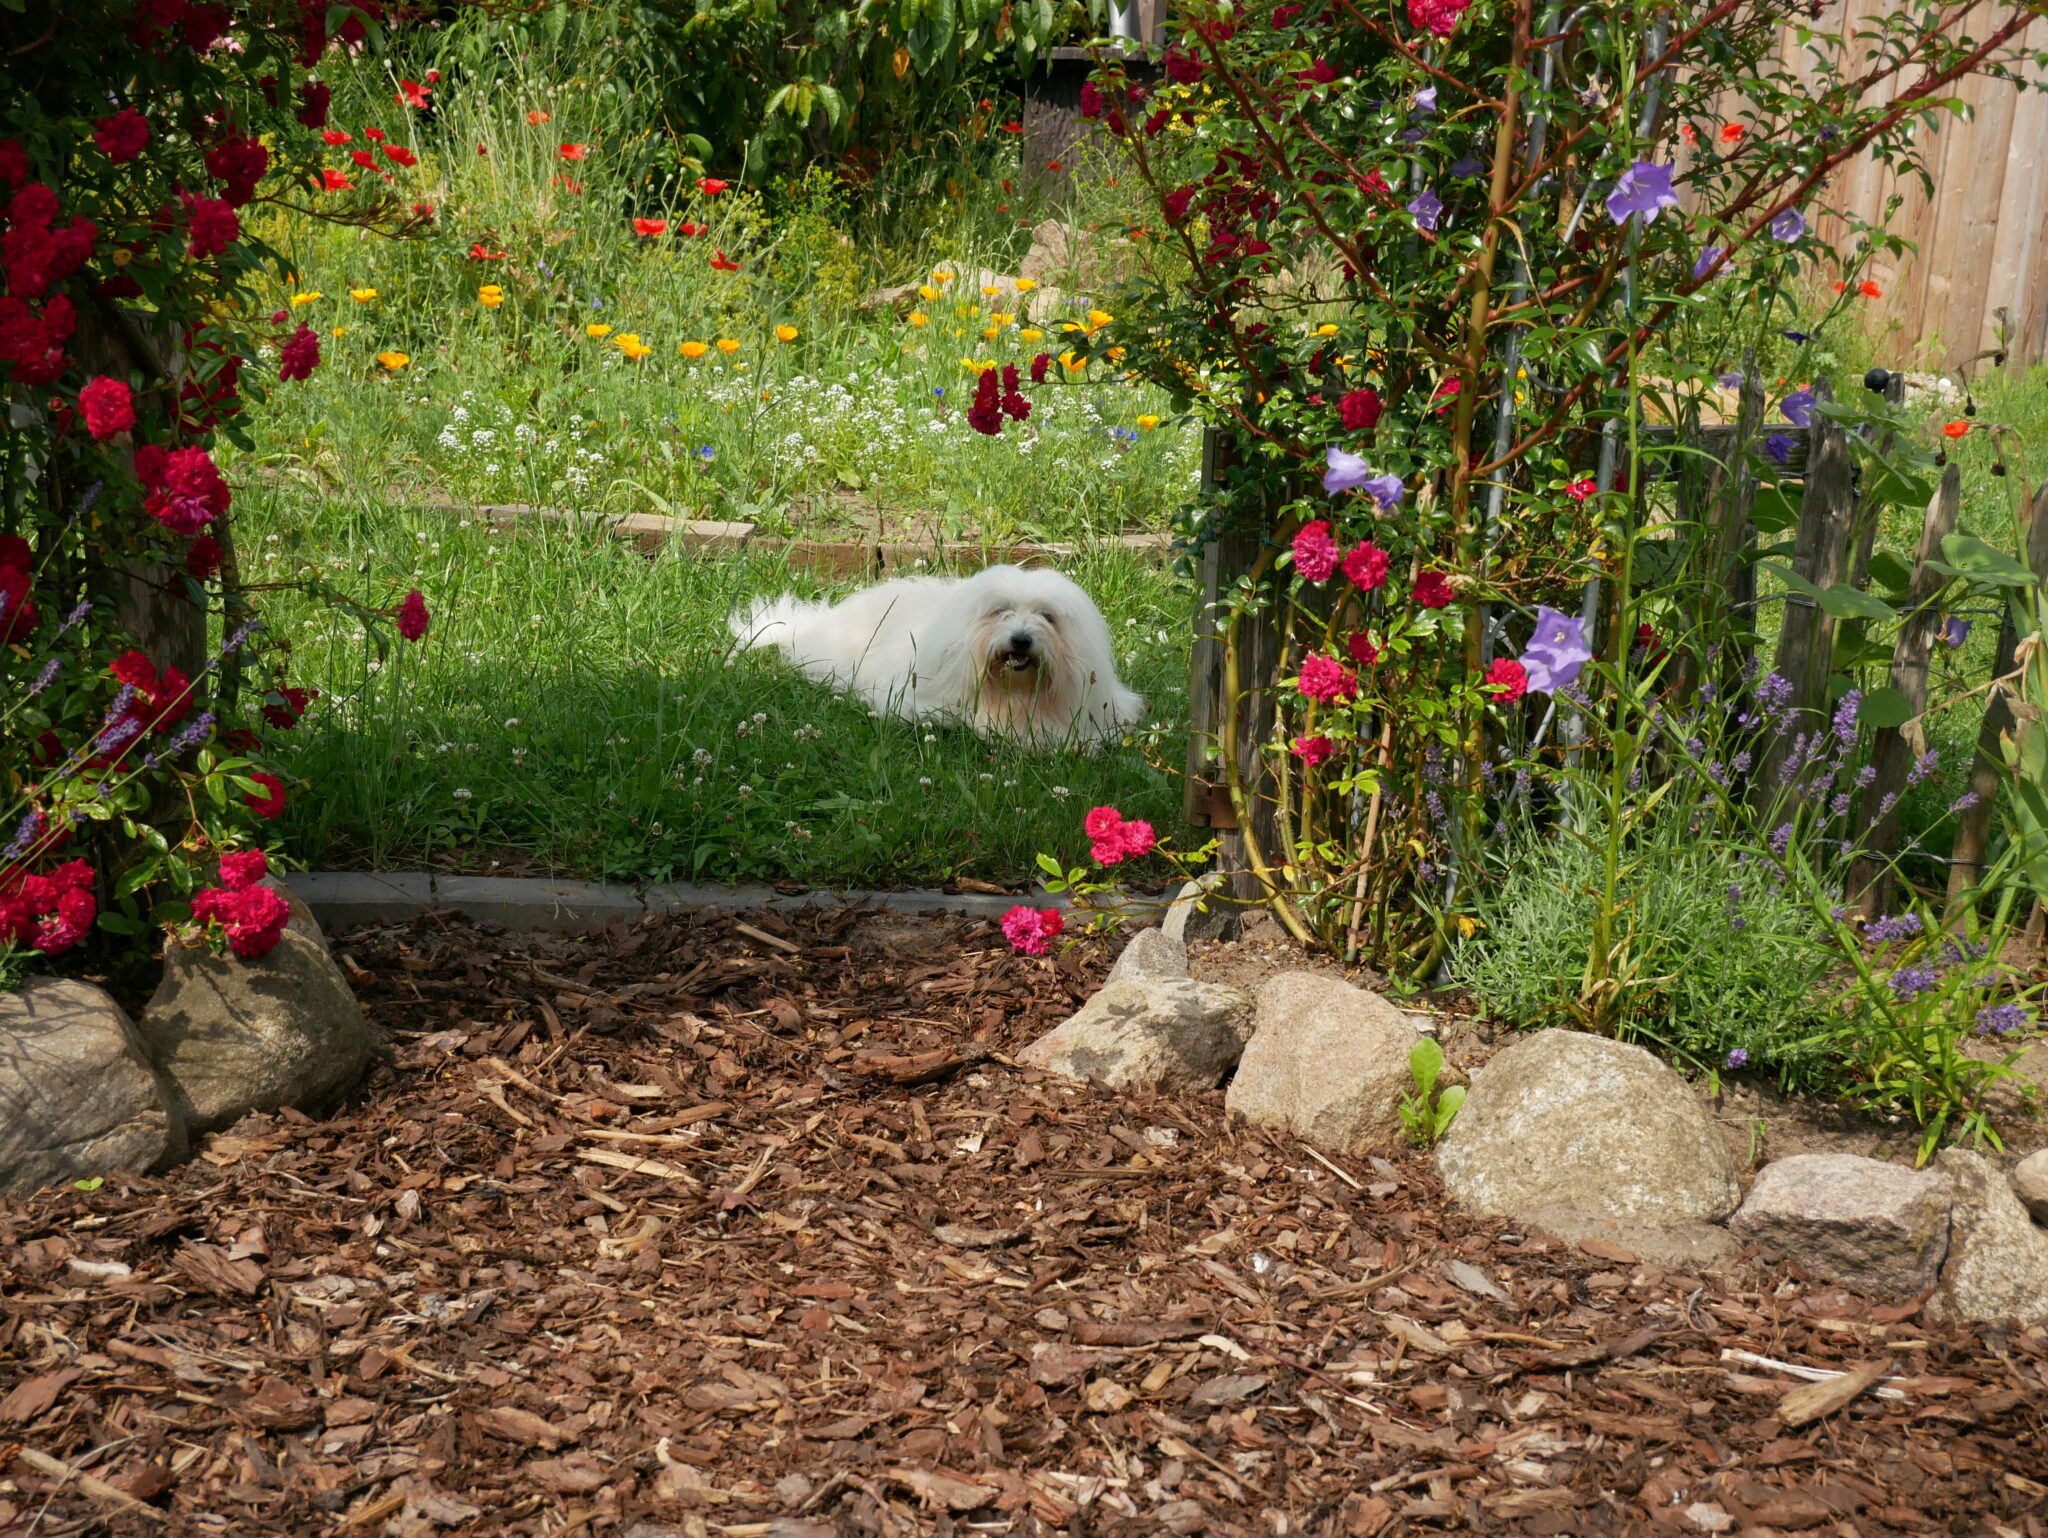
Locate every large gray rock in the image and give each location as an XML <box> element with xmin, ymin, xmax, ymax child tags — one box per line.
<box><xmin>2014</xmin><ymin>1149</ymin><xmax>2048</xmax><ymax>1225</ymax></box>
<box><xmin>1932</xmin><ymin>1149</ymin><xmax>2048</xmax><ymax>1326</ymax></box>
<box><xmin>1161</xmin><ymin>875</ymin><xmax>1239</xmax><ymax>945</ymax></box>
<box><xmin>1436</xmin><ymin>1030</ymin><xmax>1741</xmax><ymax>1226</ymax></box>
<box><xmin>1</xmin><ymin>978</ymin><xmax>185</xmax><ymax>1198</ymax></box>
<box><xmin>1730</xmin><ymin>1154</ymin><xmax>1950</xmax><ymax>1299</ymax></box>
<box><xmin>1226</xmin><ymin>974</ymin><xmax>1423</xmax><ymax>1156</ymax></box>
<box><xmin>1019</xmin><ymin>978</ymin><xmax>1253</xmax><ymax>1092</ymax></box>
<box><xmin>140</xmin><ymin>895</ymin><xmax>371</xmax><ymax>1134</ymax></box>
<box><xmin>1106</xmin><ymin>928</ymin><xmax>1187</xmax><ymax>986</ymax></box>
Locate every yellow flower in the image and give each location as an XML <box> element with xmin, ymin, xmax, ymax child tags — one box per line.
<box><xmin>679</xmin><ymin>340</ymin><xmax>708</xmax><ymax>358</ymax></box>
<box><xmin>918</xmin><ymin>284</ymin><xmax>938</xmax><ymax>301</ymax></box>
<box><xmin>960</xmin><ymin>357</ymin><xmax>995</xmax><ymax>372</ymax></box>
<box><xmin>981</xmin><ymin>284</ymin><xmax>1001</xmax><ymax>297</ymax></box>
<box><xmin>348</xmin><ymin>287</ymin><xmax>377</xmax><ymax>302</ymax></box>
<box><xmin>1019</xmin><ymin>327</ymin><xmax>1043</xmax><ymax>342</ymax></box>
<box><xmin>1059</xmin><ymin>350</ymin><xmax>1086</xmax><ymax>372</ymax></box>
<box><xmin>908</xmin><ymin>312</ymin><xmax>929</xmax><ymax>327</ymax></box>
<box><xmin>1086</xmin><ymin>309</ymin><xmax>1113</xmax><ymax>330</ymax></box>
<box><xmin>1137</xmin><ymin>414</ymin><xmax>1161</xmax><ymax>430</ymax></box>
<box><xmin>375</xmin><ymin>350</ymin><xmax>409</xmax><ymax>370</ymax></box>
<box><xmin>991</xmin><ymin>313</ymin><xmax>1014</xmax><ymax>327</ymax></box>
<box><xmin>1314</xmin><ymin>323</ymin><xmax>1339</xmax><ymax>337</ymax></box>
<box><xmin>932</xmin><ymin>269</ymin><xmax>955</xmax><ymax>283</ymax></box>
<box><xmin>331</xmin><ymin>326</ymin><xmax>347</xmax><ymax>336</ymax></box>
<box><xmin>478</xmin><ymin>285</ymin><xmax>506</xmax><ymax>308</ymax></box>
<box><xmin>614</xmin><ymin>333</ymin><xmax>652</xmax><ymax>360</ymax></box>
<box><xmin>290</xmin><ymin>291</ymin><xmax>322</xmax><ymax>306</ymax></box>
<box><xmin>776</xmin><ymin>324</ymin><xmax>799</xmax><ymax>342</ymax></box>
<box><xmin>716</xmin><ymin>338</ymin><xmax>740</xmax><ymax>354</ymax></box>
<box><xmin>586</xmin><ymin>323</ymin><xmax>613</xmax><ymax>338</ymax></box>
<box><xmin>982</xmin><ymin>325</ymin><xmax>999</xmax><ymax>340</ymax></box>
<box><xmin>1107</xmin><ymin>346</ymin><xmax>1126</xmax><ymax>364</ymax></box>
<box><xmin>1014</xmin><ymin>278</ymin><xmax>1038</xmax><ymax>292</ymax></box>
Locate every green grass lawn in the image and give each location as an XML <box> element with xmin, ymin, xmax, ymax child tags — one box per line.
<box><xmin>241</xmin><ymin>484</ymin><xmax>1192</xmax><ymax>886</ymax></box>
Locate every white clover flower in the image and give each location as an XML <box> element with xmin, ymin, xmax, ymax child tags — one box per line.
<box><xmin>453</xmin><ymin>788</ymin><xmax>473</xmax><ymax>800</ymax></box>
<box><xmin>693</xmin><ymin>748</ymin><xmax>714</xmax><ymax>766</ymax></box>
<box><xmin>505</xmin><ymin>718</ymin><xmax>520</xmax><ymax>728</ymax></box>
<box><xmin>1051</xmin><ymin>785</ymin><xmax>1071</xmax><ymax>798</ymax></box>
<box><xmin>919</xmin><ymin>776</ymin><xmax>934</xmax><ymax>787</ymax></box>
<box><xmin>737</xmin><ymin>784</ymin><xmax>754</xmax><ymax>798</ymax></box>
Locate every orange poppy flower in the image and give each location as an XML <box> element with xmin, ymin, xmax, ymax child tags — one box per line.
<box><xmin>1720</xmin><ymin>123</ymin><xmax>1744</xmax><ymax>142</ymax></box>
<box><xmin>1681</xmin><ymin>124</ymin><xmax>1698</xmax><ymax>144</ymax></box>
<box><xmin>1942</xmin><ymin>421</ymin><xmax>1970</xmax><ymax>438</ymax></box>
<box><xmin>527</xmin><ymin>110</ymin><xmax>551</xmax><ymax>124</ymax></box>
<box><xmin>1859</xmin><ymin>280</ymin><xmax>1882</xmax><ymax>298</ymax></box>
<box><xmin>559</xmin><ymin>143</ymin><xmax>589</xmax><ymax>160</ymax></box>
<box><xmin>632</xmin><ymin>218</ymin><xmax>668</xmax><ymax>237</ymax></box>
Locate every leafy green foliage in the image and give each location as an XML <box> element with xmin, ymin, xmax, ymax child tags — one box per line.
<box><xmin>1397</xmin><ymin>1036</ymin><xmax>1464</xmax><ymax>1148</ymax></box>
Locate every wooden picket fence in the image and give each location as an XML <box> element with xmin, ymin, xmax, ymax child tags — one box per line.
<box><xmin>1184</xmin><ymin>408</ymin><xmax>2048</xmax><ymax>916</ymax></box>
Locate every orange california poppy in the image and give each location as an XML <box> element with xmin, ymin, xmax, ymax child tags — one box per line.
<box><xmin>1942</xmin><ymin>421</ymin><xmax>1970</xmax><ymax>438</ymax></box>
<box><xmin>527</xmin><ymin>110</ymin><xmax>551</xmax><ymax>124</ymax></box>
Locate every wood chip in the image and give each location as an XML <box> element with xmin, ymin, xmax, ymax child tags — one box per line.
<box><xmin>576</xmin><ymin>1146</ymin><xmax>699</xmax><ymax>1182</ymax></box>
<box><xmin>1778</xmin><ymin>1358</ymin><xmax>1896</xmax><ymax>1426</ymax></box>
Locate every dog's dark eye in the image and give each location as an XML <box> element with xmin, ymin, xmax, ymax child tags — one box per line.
<box><xmin>1038</xmin><ymin>610</ymin><xmax>1058</xmax><ymax>626</ymax></box>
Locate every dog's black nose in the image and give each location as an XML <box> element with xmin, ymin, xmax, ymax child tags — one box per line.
<box><xmin>1009</xmin><ymin>631</ymin><xmax>1035</xmax><ymax>652</ymax></box>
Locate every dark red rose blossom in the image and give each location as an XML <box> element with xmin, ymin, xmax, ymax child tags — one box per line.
<box><xmin>278</xmin><ymin>322</ymin><xmax>320</xmax><ymax>381</ymax></box>
<box><xmin>204</xmin><ymin>135</ymin><xmax>268</xmax><ymax>206</ymax></box>
<box><xmin>0</xmin><ymin>140</ymin><xmax>27</xmax><ymax>187</ymax></box>
<box><xmin>244</xmin><ymin>772</ymin><xmax>287</xmax><ymax>819</ymax></box>
<box><xmin>94</xmin><ymin>109</ymin><xmax>151</xmax><ymax>163</ymax></box>
<box><xmin>1163</xmin><ymin>45</ymin><xmax>1204</xmax><ymax>83</ymax></box>
<box><xmin>1412</xmin><ymin>571</ymin><xmax>1455</xmax><ymax>609</ymax></box>
<box><xmin>261</xmin><ymin>685</ymin><xmax>317</xmax><ymax>729</ymax></box>
<box><xmin>1339</xmin><ymin>387</ymin><xmax>1383</xmax><ymax>432</ymax></box>
<box><xmin>217</xmin><ymin>848</ymin><xmax>269</xmax><ymax>891</ymax></box>
<box><xmin>181</xmin><ymin>3</ymin><xmax>231</xmax><ymax>50</ymax></box>
<box><xmin>397</xmin><ymin>589</ymin><xmax>430</xmax><ymax>641</ymax></box>
<box><xmin>1162</xmin><ymin>186</ymin><xmax>1195</xmax><ymax>224</ymax></box>
<box><xmin>9</xmin><ymin>182</ymin><xmax>58</xmax><ymax>228</ymax></box>
<box><xmin>182</xmin><ymin>193</ymin><xmax>239</xmax><ymax>259</ymax></box>
<box><xmin>296</xmin><ymin>81</ymin><xmax>331</xmax><ymax>129</ymax></box>
<box><xmin>186</xmin><ymin>534</ymin><xmax>224</xmax><ymax>579</ymax></box>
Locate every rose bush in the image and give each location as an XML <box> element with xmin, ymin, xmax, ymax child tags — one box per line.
<box><xmin>1</xmin><ymin>1</ymin><xmax>442</xmax><ymax>987</ymax></box>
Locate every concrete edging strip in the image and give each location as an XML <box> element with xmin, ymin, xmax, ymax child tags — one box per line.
<box><xmin>282</xmin><ymin>871</ymin><xmax>1107</xmax><ymax>933</ymax></box>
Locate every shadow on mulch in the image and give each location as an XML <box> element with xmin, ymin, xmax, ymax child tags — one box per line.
<box><xmin>2</xmin><ymin>905</ymin><xmax>2045</xmax><ymax>1537</ymax></box>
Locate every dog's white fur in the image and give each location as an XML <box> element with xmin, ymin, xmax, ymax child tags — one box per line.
<box><xmin>729</xmin><ymin>564</ymin><xmax>1143</xmax><ymax>746</ymax></box>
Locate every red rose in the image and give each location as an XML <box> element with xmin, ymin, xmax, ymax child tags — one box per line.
<box><xmin>0</xmin><ymin>140</ymin><xmax>27</xmax><ymax>187</ymax></box>
<box><xmin>1341</xmin><ymin>540</ymin><xmax>1389</xmax><ymax>591</ymax></box>
<box><xmin>1483</xmin><ymin>657</ymin><xmax>1528</xmax><ymax>703</ymax></box>
<box><xmin>183</xmin><ymin>193</ymin><xmax>239</xmax><ymax>259</ymax></box>
<box><xmin>279</xmin><ymin>322</ymin><xmax>320</xmax><ymax>381</ymax></box>
<box><xmin>297</xmin><ymin>81</ymin><xmax>332</xmax><ymax>129</ymax></box>
<box><xmin>1291</xmin><ymin>735</ymin><xmax>1334</xmax><ymax>768</ymax></box>
<box><xmin>78</xmin><ymin>376</ymin><xmax>135</xmax><ymax>440</ymax></box>
<box><xmin>1412</xmin><ymin>571</ymin><xmax>1454</xmax><ymax>609</ymax></box>
<box><xmin>1346</xmin><ymin>632</ymin><xmax>1379</xmax><ymax>666</ymax></box>
<box><xmin>1338</xmin><ymin>387</ymin><xmax>1382</xmax><ymax>432</ymax></box>
<box><xmin>94</xmin><ymin>109</ymin><xmax>151</xmax><ymax>163</ymax></box>
<box><xmin>217</xmin><ymin>848</ymin><xmax>269</xmax><ymax>890</ymax></box>
<box><xmin>204</xmin><ymin>135</ymin><xmax>268</xmax><ymax>206</ymax></box>
<box><xmin>245</xmin><ymin>772</ymin><xmax>287</xmax><ymax>819</ymax></box>
<box><xmin>186</xmin><ymin>534</ymin><xmax>224</xmax><ymax>579</ymax></box>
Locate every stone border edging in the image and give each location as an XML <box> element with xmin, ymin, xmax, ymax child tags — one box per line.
<box><xmin>283</xmin><ymin>871</ymin><xmax>1117</xmax><ymax>933</ymax></box>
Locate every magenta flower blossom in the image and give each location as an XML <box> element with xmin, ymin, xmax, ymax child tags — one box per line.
<box><xmin>1297</xmin><ymin>653</ymin><xmax>1359</xmax><ymax>703</ymax></box>
<box><xmin>1293</xmin><ymin>520</ymin><xmax>1339</xmax><ymax>582</ymax></box>
<box><xmin>1769</xmin><ymin>208</ymin><xmax>1806</xmax><ymax>241</ymax></box>
<box><xmin>1001</xmin><ymin>905</ymin><xmax>1065</xmax><ymax>955</ymax></box>
<box><xmin>1779</xmin><ymin>386</ymin><xmax>1816</xmax><ymax>426</ymax></box>
<box><xmin>1407</xmin><ymin>188</ymin><xmax>1444</xmax><ymax>232</ymax></box>
<box><xmin>1519</xmin><ymin>606</ymin><xmax>1592</xmax><ymax>694</ymax></box>
<box><xmin>1323</xmin><ymin>445</ymin><xmax>1372</xmax><ymax>494</ymax></box>
<box><xmin>1605</xmin><ymin>161</ymin><xmax>1678</xmax><ymax>225</ymax></box>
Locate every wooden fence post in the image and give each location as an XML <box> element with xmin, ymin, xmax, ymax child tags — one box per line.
<box><xmin>1947</xmin><ymin>479</ymin><xmax>2048</xmax><ymax>908</ymax></box>
<box><xmin>1755</xmin><ymin>385</ymin><xmax>1856</xmax><ymax>801</ymax></box>
<box><xmin>1184</xmin><ymin>427</ymin><xmax>1283</xmax><ymax>903</ymax></box>
<box><xmin>1850</xmin><ymin>462</ymin><xmax>1963</xmax><ymax>916</ymax></box>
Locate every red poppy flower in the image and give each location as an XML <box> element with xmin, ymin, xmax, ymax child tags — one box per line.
<box><xmin>320</xmin><ymin>168</ymin><xmax>353</xmax><ymax>191</ymax></box>
<box><xmin>412</xmin><ymin>203</ymin><xmax>434</xmax><ymax>220</ymax></box>
<box><xmin>321</xmin><ymin>130</ymin><xmax>352</xmax><ymax>146</ymax></box>
<box><xmin>709</xmin><ymin>249</ymin><xmax>740</xmax><ymax>272</ymax></box>
<box><xmin>1719</xmin><ymin>123</ymin><xmax>1744</xmax><ymax>142</ymax></box>
<box><xmin>552</xmin><ymin>175</ymin><xmax>583</xmax><ymax>195</ymax></box>
<box><xmin>468</xmin><ymin>242</ymin><xmax>506</xmax><ymax>260</ymax></box>
<box><xmin>382</xmin><ymin>144</ymin><xmax>418</xmax><ymax>168</ymax></box>
<box><xmin>676</xmin><ymin>221</ymin><xmax>706</xmax><ymax>237</ymax></box>
<box><xmin>632</xmin><ymin>218</ymin><xmax>667</xmax><ymax>238</ymax></box>
<box><xmin>1046</xmin><ymin>160</ymin><xmax>1063</xmax><ymax>172</ymax></box>
<box><xmin>397</xmin><ymin>79</ymin><xmax>431</xmax><ymax>109</ymax></box>
<box><xmin>1858</xmin><ymin>280</ymin><xmax>1882</xmax><ymax>298</ymax></box>
<box><xmin>527</xmin><ymin>110</ymin><xmax>551</xmax><ymax>124</ymax></box>
<box><xmin>1001</xmin><ymin>121</ymin><xmax>1023</xmax><ymax>133</ymax></box>
<box><xmin>560</xmin><ymin>142</ymin><xmax>589</xmax><ymax>160</ymax></box>
<box><xmin>349</xmin><ymin>149</ymin><xmax>375</xmax><ymax>169</ymax></box>
<box><xmin>1942</xmin><ymin>420</ymin><xmax>1970</xmax><ymax>438</ymax></box>
<box><xmin>696</xmin><ymin>178</ymin><xmax>729</xmax><ymax>196</ymax></box>
<box><xmin>364</xmin><ymin>127</ymin><xmax>386</xmax><ymax>143</ymax></box>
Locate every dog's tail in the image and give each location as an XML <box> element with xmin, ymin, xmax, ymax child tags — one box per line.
<box><xmin>728</xmin><ymin>592</ymin><xmax>810</xmax><ymax>652</ymax></box>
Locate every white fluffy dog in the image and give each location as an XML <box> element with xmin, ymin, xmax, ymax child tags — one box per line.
<box><xmin>729</xmin><ymin>564</ymin><xmax>1143</xmax><ymax>746</ymax></box>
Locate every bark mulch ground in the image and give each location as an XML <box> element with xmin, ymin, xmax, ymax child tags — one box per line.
<box><xmin>2</xmin><ymin>906</ymin><xmax>2045</xmax><ymax>1538</ymax></box>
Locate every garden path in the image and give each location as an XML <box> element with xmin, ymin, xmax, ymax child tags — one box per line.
<box><xmin>2</xmin><ymin>909</ymin><xmax>2043</xmax><ymax>1536</ymax></box>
